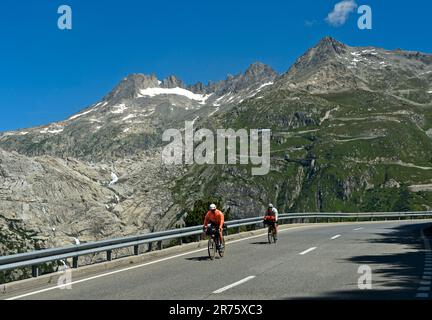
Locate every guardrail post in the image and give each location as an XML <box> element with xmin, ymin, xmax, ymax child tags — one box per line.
<box><xmin>72</xmin><ymin>257</ymin><xmax>78</xmax><ymax>269</ymax></box>
<box><xmin>147</xmin><ymin>242</ymin><xmax>153</xmax><ymax>252</ymax></box>
<box><xmin>32</xmin><ymin>265</ymin><xmax>40</xmax><ymax>277</ymax></box>
<box><xmin>179</xmin><ymin>237</ymin><xmax>183</xmax><ymax>246</ymax></box>
<box><xmin>195</xmin><ymin>234</ymin><xmax>200</xmax><ymax>242</ymax></box>
<box><xmin>237</xmin><ymin>226</ymin><xmax>240</xmax><ymax>234</ymax></box>
<box><xmin>157</xmin><ymin>241</ymin><xmax>162</xmax><ymax>250</ymax></box>
<box><xmin>134</xmin><ymin>245</ymin><xmax>139</xmax><ymax>255</ymax></box>
<box><xmin>107</xmin><ymin>250</ymin><xmax>112</xmax><ymax>261</ymax></box>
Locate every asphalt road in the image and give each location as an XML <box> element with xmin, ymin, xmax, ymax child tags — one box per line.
<box><xmin>4</xmin><ymin>220</ymin><xmax>432</xmax><ymax>300</ymax></box>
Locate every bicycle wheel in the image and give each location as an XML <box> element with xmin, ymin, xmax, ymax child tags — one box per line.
<box><xmin>272</xmin><ymin>228</ymin><xmax>277</xmax><ymax>244</ymax></box>
<box><xmin>208</xmin><ymin>237</ymin><xmax>216</xmax><ymax>260</ymax></box>
<box><xmin>268</xmin><ymin>227</ymin><xmax>274</xmax><ymax>244</ymax></box>
<box><xmin>218</xmin><ymin>237</ymin><xmax>226</xmax><ymax>258</ymax></box>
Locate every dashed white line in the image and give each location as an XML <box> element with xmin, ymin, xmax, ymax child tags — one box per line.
<box><xmin>420</xmin><ymin>281</ymin><xmax>431</xmax><ymax>285</ymax></box>
<box><xmin>331</xmin><ymin>235</ymin><xmax>341</xmax><ymax>240</ymax></box>
<box><xmin>416</xmin><ymin>293</ymin><xmax>429</xmax><ymax>298</ymax></box>
<box><xmin>353</xmin><ymin>227</ymin><xmax>363</xmax><ymax>231</ymax></box>
<box><xmin>423</xmin><ymin>275</ymin><xmax>432</xmax><ymax>280</ymax></box>
<box><xmin>417</xmin><ymin>286</ymin><xmax>430</xmax><ymax>291</ymax></box>
<box><xmin>213</xmin><ymin>276</ymin><xmax>256</xmax><ymax>294</ymax></box>
<box><xmin>299</xmin><ymin>247</ymin><xmax>317</xmax><ymax>255</ymax></box>
<box><xmin>6</xmin><ymin>224</ymin><xmax>322</xmax><ymax>300</ymax></box>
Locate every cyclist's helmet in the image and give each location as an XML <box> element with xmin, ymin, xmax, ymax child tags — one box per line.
<box><xmin>209</xmin><ymin>204</ymin><xmax>217</xmax><ymax>210</ymax></box>
<box><xmin>268</xmin><ymin>203</ymin><xmax>274</xmax><ymax>208</ymax></box>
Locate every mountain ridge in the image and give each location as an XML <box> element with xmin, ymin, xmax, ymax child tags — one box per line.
<box><xmin>1</xmin><ymin>37</ymin><xmax>432</xmax><ymax>281</ymax></box>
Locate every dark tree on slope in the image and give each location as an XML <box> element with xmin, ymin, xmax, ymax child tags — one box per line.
<box><xmin>392</xmin><ymin>185</ymin><xmax>411</xmax><ymax>212</ymax></box>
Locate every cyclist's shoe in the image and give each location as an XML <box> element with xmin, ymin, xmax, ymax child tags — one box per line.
<box><xmin>219</xmin><ymin>244</ymin><xmax>225</xmax><ymax>251</ymax></box>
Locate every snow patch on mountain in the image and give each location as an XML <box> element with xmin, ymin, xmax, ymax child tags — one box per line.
<box><xmin>69</xmin><ymin>109</ymin><xmax>94</xmax><ymax>121</ymax></box>
<box><xmin>138</xmin><ymin>87</ymin><xmax>209</xmax><ymax>103</ymax></box>
<box><xmin>40</xmin><ymin>127</ymin><xmax>64</xmax><ymax>134</ymax></box>
<box><xmin>111</xmin><ymin>104</ymin><xmax>128</xmax><ymax>114</ymax></box>
<box><xmin>122</xmin><ymin>114</ymin><xmax>136</xmax><ymax>121</ymax></box>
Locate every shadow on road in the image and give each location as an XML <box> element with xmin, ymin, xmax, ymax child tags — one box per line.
<box><xmin>288</xmin><ymin>222</ymin><xmax>431</xmax><ymax>300</ymax></box>
<box><xmin>250</xmin><ymin>241</ymin><xmax>270</xmax><ymax>245</ymax></box>
<box><xmin>185</xmin><ymin>256</ymin><xmax>211</xmax><ymax>262</ymax></box>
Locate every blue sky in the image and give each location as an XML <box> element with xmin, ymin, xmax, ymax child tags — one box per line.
<box><xmin>0</xmin><ymin>0</ymin><xmax>431</xmax><ymax>131</ymax></box>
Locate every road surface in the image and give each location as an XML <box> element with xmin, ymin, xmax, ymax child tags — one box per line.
<box><xmin>3</xmin><ymin>220</ymin><xmax>432</xmax><ymax>300</ymax></box>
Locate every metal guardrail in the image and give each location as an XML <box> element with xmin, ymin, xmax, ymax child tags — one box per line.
<box><xmin>1</xmin><ymin>211</ymin><xmax>431</xmax><ymax>280</ymax></box>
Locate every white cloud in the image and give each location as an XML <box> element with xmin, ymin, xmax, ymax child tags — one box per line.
<box><xmin>325</xmin><ymin>0</ymin><xmax>358</xmax><ymax>27</ymax></box>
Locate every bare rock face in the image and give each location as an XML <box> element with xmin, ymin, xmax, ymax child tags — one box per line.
<box><xmin>0</xmin><ymin>148</ymin><xmax>184</xmax><ymax>259</ymax></box>
<box><xmin>1</xmin><ymin>37</ymin><xmax>432</xmax><ymax>273</ymax></box>
<box><xmin>278</xmin><ymin>36</ymin><xmax>432</xmax><ymax>97</ymax></box>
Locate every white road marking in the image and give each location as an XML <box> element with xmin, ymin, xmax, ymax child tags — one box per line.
<box><xmin>331</xmin><ymin>235</ymin><xmax>341</xmax><ymax>240</ymax></box>
<box><xmin>420</xmin><ymin>281</ymin><xmax>431</xmax><ymax>285</ymax></box>
<box><xmin>353</xmin><ymin>227</ymin><xmax>363</xmax><ymax>231</ymax></box>
<box><xmin>423</xmin><ymin>275</ymin><xmax>431</xmax><ymax>280</ymax></box>
<box><xmin>423</xmin><ymin>271</ymin><xmax>432</xmax><ymax>275</ymax></box>
<box><xmin>417</xmin><ymin>286</ymin><xmax>430</xmax><ymax>291</ymax></box>
<box><xmin>299</xmin><ymin>247</ymin><xmax>317</xmax><ymax>255</ymax></box>
<box><xmin>212</xmin><ymin>276</ymin><xmax>256</xmax><ymax>294</ymax></box>
<box><xmin>416</xmin><ymin>293</ymin><xmax>429</xmax><ymax>298</ymax></box>
<box><xmin>5</xmin><ymin>225</ymin><xmax>310</xmax><ymax>300</ymax></box>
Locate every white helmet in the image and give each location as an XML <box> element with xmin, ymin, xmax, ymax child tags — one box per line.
<box><xmin>209</xmin><ymin>204</ymin><xmax>217</xmax><ymax>210</ymax></box>
<box><xmin>268</xmin><ymin>203</ymin><xmax>274</xmax><ymax>208</ymax></box>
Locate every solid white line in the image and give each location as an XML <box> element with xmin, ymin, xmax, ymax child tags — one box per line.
<box><xmin>331</xmin><ymin>235</ymin><xmax>341</xmax><ymax>240</ymax></box>
<box><xmin>299</xmin><ymin>247</ymin><xmax>317</xmax><ymax>255</ymax></box>
<box><xmin>6</xmin><ymin>225</ymin><xmax>310</xmax><ymax>300</ymax></box>
<box><xmin>416</xmin><ymin>293</ymin><xmax>429</xmax><ymax>298</ymax></box>
<box><xmin>213</xmin><ymin>276</ymin><xmax>256</xmax><ymax>294</ymax></box>
<box><xmin>6</xmin><ymin>247</ymin><xmax>208</xmax><ymax>300</ymax></box>
<box><xmin>353</xmin><ymin>227</ymin><xmax>363</xmax><ymax>231</ymax></box>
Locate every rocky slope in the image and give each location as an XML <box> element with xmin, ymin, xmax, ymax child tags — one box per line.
<box><xmin>1</xmin><ymin>37</ymin><xmax>432</xmax><ymax>270</ymax></box>
<box><xmin>0</xmin><ymin>63</ymin><xmax>277</xmax><ymax>161</ymax></box>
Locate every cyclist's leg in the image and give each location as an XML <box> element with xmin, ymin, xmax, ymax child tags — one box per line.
<box><xmin>219</xmin><ymin>230</ymin><xmax>224</xmax><ymax>249</ymax></box>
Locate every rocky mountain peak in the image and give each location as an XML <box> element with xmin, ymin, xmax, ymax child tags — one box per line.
<box><xmin>160</xmin><ymin>75</ymin><xmax>185</xmax><ymax>89</ymax></box>
<box><xmin>244</xmin><ymin>62</ymin><xmax>278</xmax><ymax>82</ymax></box>
<box><xmin>315</xmin><ymin>36</ymin><xmax>347</xmax><ymax>55</ymax></box>
<box><xmin>104</xmin><ymin>73</ymin><xmax>160</xmax><ymax>102</ymax></box>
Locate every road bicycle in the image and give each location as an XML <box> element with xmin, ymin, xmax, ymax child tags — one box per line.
<box><xmin>206</xmin><ymin>225</ymin><xmax>225</xmax><ymax>260</ymax></box>
<box><xmin>265</xmin><ymin>220</ymin><xmax>277</xmax><ymax>244</ymax></box>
